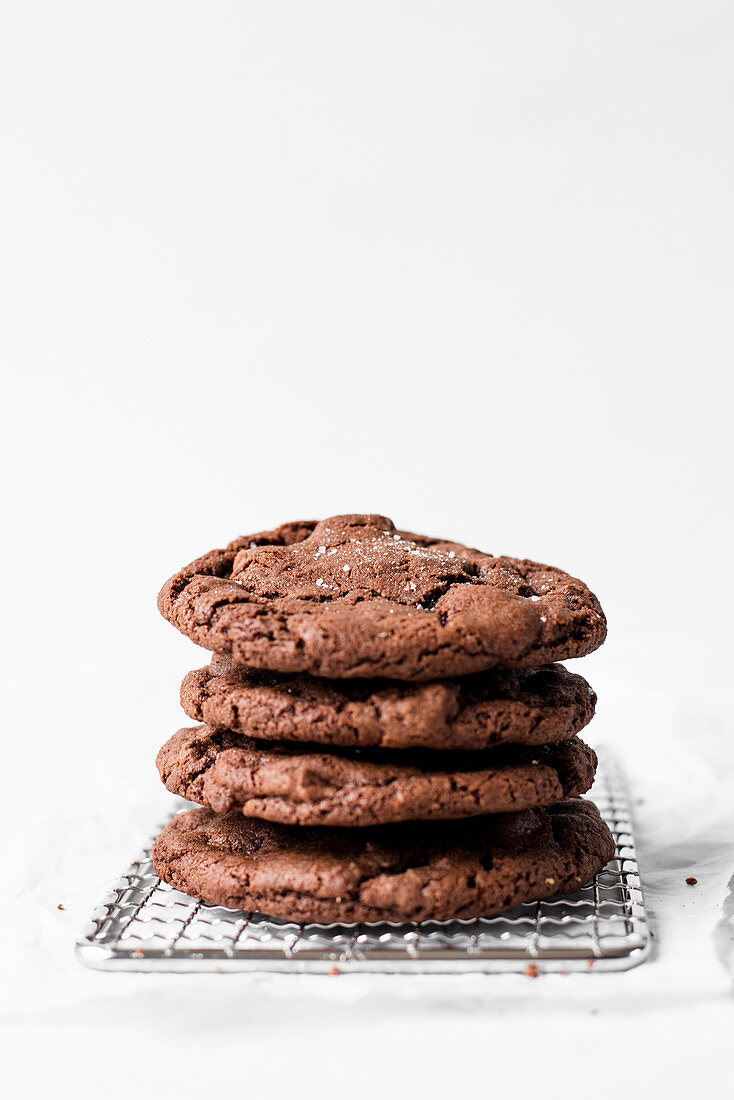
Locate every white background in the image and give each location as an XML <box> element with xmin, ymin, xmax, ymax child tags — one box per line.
<box><xmin>2</xmin><ymin>2</ymin><xmax>733</xmax><ymax>1096</ymax></box>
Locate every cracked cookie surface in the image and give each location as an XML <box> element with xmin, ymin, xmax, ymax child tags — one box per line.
<box><xmin>181</xmin><ymin>657</ymin><xmax>596</xmax><ymax>750</ymax></box>
<box><xmin>159</xmin><ymin>514</ymin><xmax>606</xmax><ymax>681</ymax></box>
<box><xmin>157</xmin><ymin>726</ymin><xmax>598</xmax><ymax>827</ymax></box>
<box><xmin>151</xmin><ymin>798</ymin><xmax>615</xmax><ymax>922</ymax></box>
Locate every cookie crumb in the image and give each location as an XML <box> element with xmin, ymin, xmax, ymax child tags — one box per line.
<box><xmin>525</xmin><ymin>964</ymin><xmax>539</xmax><ymax>978</ymax></box>
<box><xmin>544</xmin><ymin>877</ymin><xmax>555</xmax><ymax>886</ymax></box>
<box><xmin>587</xmin><ymin>959</ymin><xmax>595</xmax><ymax>970</ymax></box>
<box><xmin>57</xmin><ymin>903</ymin><xmax>65</xmax><ymax>911</ymax></box>
<box><xmin>685</xmin><ymin>876</ymin><xmax>698</xmax><ymax>886</ymax></box>
<box><xmin>329</xmin><ymin>967</ymin><xmax>340</xmax><ymax>976</ymax></box>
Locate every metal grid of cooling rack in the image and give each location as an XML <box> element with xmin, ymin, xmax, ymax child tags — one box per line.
<box><xmin>76</xmin><ymin>747</ymin><xmax>651</xmax><ymax>974</ymax></box>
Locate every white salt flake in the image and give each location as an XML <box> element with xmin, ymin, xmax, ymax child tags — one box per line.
<box><xmin>539</xmin><ymin>615</ymin><xmax>547</xmax><ymax>622</ymax></box>
<box><xmin>315</xmin><ymin>578</ymin><xmax>324</xmax><ymax>587</ymax></box>
<box><xmin>343</xmin><ymin>565</ymin><xmax>351</xmax><ymax>573</ymax></box>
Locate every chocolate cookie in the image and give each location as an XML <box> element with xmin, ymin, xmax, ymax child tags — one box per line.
<box><xmin>158</xmin><ymin>515</ymin><xmax>606</xmax><ymax>681</ymax></box>
<box><xmin>152</xmin><ymin>798</ymin><xmax>615</xmax><ymax>922</ymax></box>
<box><xmin>157</xmin><ymin>725</ymin><xmax>597</xmax><ymax>827</ymax></box>
<box><xmin>181</xmin><ymin>657</ymin><xmax>595</xmax><ymax>751</ymax></box>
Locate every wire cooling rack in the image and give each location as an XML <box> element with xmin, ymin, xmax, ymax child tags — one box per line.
<box><xmin>76</xmin><ymin>748</ymin><xmax>650</xmax><ymax>974</ymax></box>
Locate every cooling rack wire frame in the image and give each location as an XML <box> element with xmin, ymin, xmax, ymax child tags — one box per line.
<box><xmin>76</xmin><ymin>747</ymin><xmax>651</xmax><ymax>974</ymax></box>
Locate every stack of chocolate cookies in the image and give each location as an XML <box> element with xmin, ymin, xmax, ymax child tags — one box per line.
<box><xmin>153</xmin><ymin>514</ymin><xmax>614</xmax><ymax>923</ymax></box>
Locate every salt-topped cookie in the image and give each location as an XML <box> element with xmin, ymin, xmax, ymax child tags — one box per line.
<box><xmin>159</xmin><ymin>515</ymin><xmax>606</xmax><ymax>680</ymax></box>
